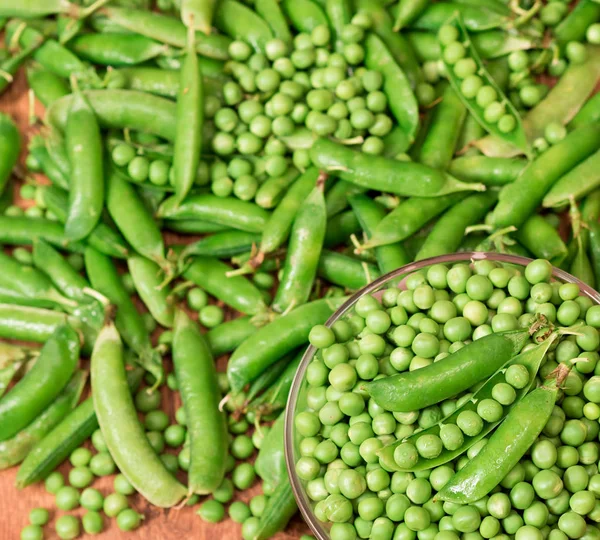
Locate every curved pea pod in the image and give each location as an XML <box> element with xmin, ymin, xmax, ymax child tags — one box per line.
<box><xmin>310</xmin><ymin>139</ymin><xmax>483</xmax><ymax>198</ymax></box>
<box><xmin>206</xmin><ymin>316</ymin><xmax>260</xmax><ymax>357</ymax></box>
<box><xmin>317</xmin><ymin>250</ymin><xmax>380</xmax><ymax>291</ymax></box>
<box><xmin>360</xmin><ymin>193</ymin><xmax>466</xmax><ymax>250</ymax></box>
<box><xmin>439</xmin><ymin>15</ymin><xmax>530</xmax><ymax>158</ymax></box>
<box><xmin>273</xmin><ymin>185</ymin><xmax>327</xmax><ymax>313</ymax></box>
<box><xmin>182</xmin><ymin>255</ymin><xmax>267</xmax><ymax>316</ymax></box>
<box><xmin>554</xmin><ymin>0</ymin><xmax>600</xmax><ymax>47</ymax></box>
<box><xmin>16</xmin><ymin>367</ymin><xmax>143</xmax><ymax>488</ymax></box>
<box><xmin>127</xmin><ymin>256</ymin><xmax>174</xmax><ymax>328</ymax></box>
<box><xmin>378</xmin><ymin>335</ymin><xmax>556</xmax><ymax>473</ymax></box>
<box><xmin>92</xmin><ymin>323</ymin><xmax>187</xmax><ymax>507</ymax></box>
<box><xmin>437</xmin><ymin>363</ymin><xmax>572</xmax><ymax>503</ymax></box>
<box><xmin>364</xmin><ymin>33</ymin><xmax>419</xmax><ymax>144</ymax></box>
<box><xmin>27</xmin><ymin>64</ymin><xmax>69</xmax><ymax>107</ymax></box>
<box><xmin>106</xmin><ymin>168</ymin><xmax>169</xmax><ymax>271</ymax></box>
<box><xmin>255</xmin><ymin>480</ymin><xmax>297</xmax><ymax>540</ymax></box>
<box><xmin>101</xmin><ymin>6</ymin><xmax>231</xmax><ymax>60</ymax></box>
<box><xmin>85</xmin><ymin>247</ymin><xmax>164</xmax><ymax>385</ymax></box>
<box><xmin>39</xmin><ymin>185</ymin><xmax>129</xmax><ymax>259</ymax></box>
<box><xmin>449</xmin><ymin>156</ymin><xmax>527</xmax><ymax>186</ymax></box>
<box><xmin>179</xmin><ymin>231</ymin><xmax>261</xmax><ymax>263</ymax></box>
<box><xmin>491</xmin><ymin>123</ymin><xmax>600</xmax><ymax>229</ymax></box>
<box><xmin>325</xmin><ymin>180</ymin><xmax>367</xmax><ymax>218</ymax></box>
<box><xmin>70</xmin><ymin>33</ymin><xmax>170</xmax><ymax>66</ymax></box>
<box><xmin>214</xmin><ymin>0</ymin><xmax>273</xmax><ymax>51</ymax></box>
<box><xmin>570</xmin><ymin>235</ymin><xmax>595</xmax><ymax>288</ymax></box>
<box><xmin>366</xmin><ymin>330</ymin><xmax>531</xmax><ymax>412</ymax></box>
<box><xmin>158</xmin><ymin>193</ymin><xmax>270</xmax><ymax>233</ymax></box>
<box><xmin>282</xmin><ymin>0</ymin><xmax>328</xmax><ymax>33</ymax></box>
<box><xmin>246</xmin><ymin>351</ymin><xmax>297</xmax><ymax>404</ymax></box>
<box><xmin>570</xmin><ymin>91</ymin><xmax>600</xmax><ymax>130</ymax></box>
<box><xmin>0</xmin><ymin>370</ymin><xmax>85</xmax><ymax>470</ymax></box>
<box><xmin>173</xmin><ymin>309</ymin><xmax>227</xmax><ymax>494</ymax></box>
<box><xmin>409</xmin><ymin>2</ymin><xmax>508</xmax><ymax>32</ymax></box>
<box><xmin>514</xmin><ymin>214</ymin><xmax>568</xmax><ymax>266</ymax></box>
<box><xmin>255</xmin><ymin>0</ymin><xmax>292</xmax><ymax>44</ymax></box>
<box><xmin>0</xmin><ymin>325</ymin><xmax>79</xmax><ymax>442</ymax></box>
<box><xmin>255</xmin><ymin>168</ymin><xmax>300</xmax><ymax>210</ymax></box>
<box><xmin>394</xmin><ymin>0</ymin><xmax>428</xmax><ymax>30</ymax></box>
<box><xmin>255</xmin><ymin>411</ymin><xmax>287</xmax><ymax>488</ymax></box>
<box><xmin>0</xmin><ymin>216</ymin><xmax>87</xmax><ymax>253</ymax></box>
<box><xmin>323</xmin><ymin>210</ymin><xmax>361</xmax><ymax>249</ymax></box>
<box><xmin>227</xmin><ymin>296</ymin><xmax>347</xmax><ymax>394</ymax></box>
<box><xmin>163</xmin><ymin>219</ymin><xmax>230</xmax><ymax>235</ymax></box>
<box><xmin>0</xmin><ymin>112</ymin><xmax>20</xmax><ymax>196</ymax></box>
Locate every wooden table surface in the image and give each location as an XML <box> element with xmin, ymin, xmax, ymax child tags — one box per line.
<box><xmin>0</xmin><ymin>71</ymin><xmax>309</xmax><ymax>539</ymax></box>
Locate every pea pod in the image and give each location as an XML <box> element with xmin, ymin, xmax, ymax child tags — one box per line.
<box><xmin>101</xmin><ymin>6</ymin><xmax>231</xmax><ymax>59</ymax></box>
<box><xmin>255</xmin><ymin>481</ymin><xmax>297</xmax><ymax>540</ymax></box>
<box><xmin>440</xmin><ymin>15</ymin><xmax>530</xmax><ymax>157</ymax></box>
<box><xmin>16</xmin><ymin>367</ymin><xmax>143</xmax><ymax>488</ymax></box>
<box><xmin>394</xmin><ymin>0</ymin><xmax>428</xmax><ymax>30</ymax></box>
<box><xmin>364</xmin><ymin>33</ymin><xmax>419</xmax><ymax>144</ymax></box>
<box><xmin>360</xmin><ymin>193</ymin><xmax>466</xmax><ymax>250</ymax></box>
<box><xmin>255</xmin><ymin>168</ymin><xmax>300</xmax><ymax>209</ymax></box>
<box><xmin>514</xmin><ymin>214</ymin><xmax>568</xmax><ymax>266</ymax></box>
<box><xmin>182</xmin><ymin>255</ymin><xmax>267</xmax><ymax>316</ymax></box>
<box><xmin>227</xmin><ymin>296</ymin><xmax>347</xmax><ymax>394</ymax></box>
<box><xmin>0</xmin><ymin>113</ymin><xmax>20</xmax><ymax>197</ymax></box>
<box><xmin>409</xmin><ymin>3</ymin><xmax>508</xmax><ymax>32</ymax></box>
<box><xmin>0</xmin><ymin>325</ymin><xmax>79</xmax><ymax>442</ymax></box>
<box><xmin>158</xmin><ymin>193</ymin><xmax>270</xmax><ymax>233</ymax></box>
<box><xmin>0</xmin><ymin>0</ymin><xmax>99</xmax><ymax>17</ymax></box>
<box><xmin>69</xmin><ymin>33</ymin><xmax>169</xmax><ymax>66</ymax></box>
<box><xmin>85</xmin><ymin>247</ymin><xmax>164</xmax><ymax>384</ymax></box>
<box><xmin>449</xmin><ymin>156</ymin><xmax>527</xmax><ymax>186</ymax></box>
<box><xmin>173</xmin><ymin>309</ymin><xmax>227</xmax><ymax>494</ymax></box>
<box><xmin>181</xmin><ymin>0</ymin><xmax>216</xmax><ymax>33</ymax></box>
<box><xmin>173</xmin><ymin>27</ymin><xmax>204</xmax><ymax>205</ymax></box>
<box><xmin>325</xmin><ymin>180</ymin><xmax>366</xmax><ymax>218</ymax></box>
<box><xmin>0</xmin><ymin>344</ymin><xmax>37</xmax><ymax>398</ymax></box>
<box><xmin>0</xmin><ymin>370</ymin><xmax>85</xmax><ymax>471</ymax></box>
<box><xmin>255</xmin><ymin>0</ymin><xmax>292</xmax><ymax>44</ymax></box>
<box><xmin>128</xmin><ymin>256</ymin><xmax>174</xmax><ymax>328</ymax></box>
<box><xmin>378</xmin><ymin>335</ymin><xmax>556</xmax><ymax>472</ymax></box>
<box><xmin>255</xmin><ymin>412</ymin><xmax>287</xmax><ymax>488</ymax></box>
<box><xmin>491</xmin><ymin>123</ymin><xmax>600</xmax><ymax>229</ymax></box>
<box><xmin>179</xmin><ymin>231</ymin><xmax>261</xmax><ymax>264</ymax></box>
<box><xmin>214</xmin><ymin>0</ymin><xmax>273</xmax><ymax>51</ymax></box>
<box><xmin>326</xmin><ymin>0</ymin><xmax>351</xmax><ymax>52</ymax></box>
<box><xmin>206</xmin><ymin>316</ymin><xmax>260</xmax><ymax>357</ymax></box>
<box><xmin>570</xmin><ymin>91</ymin><xmax>600</xmax><ymax>130</ymax></box>
<box><xmin>437</xmin><ymin>363</ymin><xmax>572</xmax><ymax>504</ymax></box>
<box><xmin>246</xmin><ymin>351</ymin><xmax>298</xmax><ymax>404</ymax></box>
<box><xmin>0</xmin><ymin>33</ymin><xmax>45</xmax><ymax>94</ymax></box>
<box><xmin>571</xmin><ymin>234</ymin><xmax>595</xmax><ymax>288</ymax></box>
<box><xmin>317</xmin><ymin>250</ymin><xmax>380</xmax><ymax>290</ymax></box>
<box><xmin>554</xmin><ymin>0</ymin><xmax>600</xmax><ymax>47</ymax></box>
<box><xmin>26</xmin><ymin>64</ymin><xmax>69</xmax><ymax>107</ymax></box>
<box><xmin>366</xmin><ymin>330</ymin><xmax>530</xmax><ymax>412</ymax></box>
<box><xmin>39</xmin><ymin>185</ymin><xmax>129</xmax><ymax>259</ymax></box>
<box><xmin>282</xmin><ymin>0</ymin><xmax>328</xmax><ymax>33</ymax></box>
<box><xmin>589</xmin><ymin>221</ymin><xmax>600</xmax><ymax>284</ymax></box>
<box><xmin>310</xmin><ymin>139</ymin><xmax>483</xmax><ymax>198</ymax></box>
<box><xmin>92</xmin><ymin>323</ymin><xmax>186</xmax><ymax>507</ymax></box>
<box><xmin>164</xmin><ymin>219</ymin><xmax>230</xmax><ymax>235</ymax></box>
<box><xmin>273</xmin><ymin>185</ymin><xmax>326</xmax><ymax>313</ymax></box>
<box><xmin>323</xmin><ymin>210</ymin><xmax>361</xmax><ymax>249</ymax></box>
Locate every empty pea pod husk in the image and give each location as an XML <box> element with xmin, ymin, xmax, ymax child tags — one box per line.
<box><xmin>378</xmin><ymin>335</ymin><xmax>557</xmax><ymax>472</ymax></box>
<box><xmin>437</xmin><ymin>363</ymin><xmax>572</xmax><ymax>504</ymax></box>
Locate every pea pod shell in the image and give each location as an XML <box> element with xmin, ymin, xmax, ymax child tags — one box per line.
<box><xmin>69</xmin><ymin>33</ymin><xmax>168</xmax><ymax>66</ymax></box>
<box><xmin>448</xmin><ymin>156</ymin><xmax>527</xmax><ymax>186</ymax></box>
<box><xmin>0</xmin><ymin>112</ymin><xmax>20</xmax><ymax>196</ymax></box>
<box><xmin>227</xmin><ymin>296</ymin><xmax>347</xmax><ymax>394</ymax></box>
<box><xmin>181</xmin><ymin>0</ymin><xmax>216</xmax><ymax>34</ymax></box>
<box><xmin>282</xmin><ymin>0</ymin><xmax>328</xmax><ymax>33</ymax></box>
<box><xmin>92</xmin><ymin>323</ymin><xmax>186</xmax><ymax>507</ymax></box>
<box><xmin>0</xmin><ymin>216</ymin><xmax>86</xmax><ymax>254</ymax></box>
<box><xmin>173</xmin><ymin>309</ymin><xmax>227</xmax><ymax>494</ymax></box>
<box><xmin>366</xmin><ymin>330</ymin><xmax>530</xmax><ymax>412</ymax></box>
<box><xmin>255</xmin><ymin>411</ymin><xmax>286</xmax><ymax>487</ymax></box>
<box><xmin>437</xmin><ymin>364</ymin><xmax>570</xmax><ymax>504</ymax></box>
<box><xmin>255</xmin><ymin>0</ymin><xmax>292</xmax><ymax>44</ymax></box>
<box><xmin>206</xmin><ymin>316</ymin><xmax>259</xmax><ymax>357</ymax></box>
<box><xmin>180</xmin><ymin>231</ymin><xmax>261</xmax><ymax>261</ymax></box>
<box><xmin>514</xmin><ymin>214</ymin><xmax>568</xmax><ymax>266</ymax></box>
<box><xmin>378</xmin><ymin>336</ymin><xmax>555</xmax><ymax>472</ymax></box>
<box><xmin>214</xmin><ymin>0</ymin><xmax>273</xmax><ymax>51</ymax></box>
<box><xmin>317</xmin><ymin>250</ymin><xmax>380</xmax><ymax>290</ymax></box>
<box><xmin>0</xmin><ymin>0</ymin><xmax>72</xmax><ymax>17</ymax></box>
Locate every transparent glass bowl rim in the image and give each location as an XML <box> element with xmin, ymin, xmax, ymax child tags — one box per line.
<box><xmin>284</xmin><ymin>251</ymin><xmax>600</xmax><ymax>540</ymax></box>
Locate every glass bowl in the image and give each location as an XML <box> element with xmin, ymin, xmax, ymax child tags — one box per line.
<box><xmin>284</xmin><ymin>252</ymin><xmax>600</xmax><ymax>540</ymax></box>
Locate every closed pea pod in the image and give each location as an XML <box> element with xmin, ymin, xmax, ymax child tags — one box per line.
<box><xmin>64</xmin><ymin>88</ymin><xmax>104</xmax><ymax>241</ymax></box>
<box><xmin>181</xmin><ymin>0</ymin><xmax>216</xmax><ymax>34</ymax></box>
<box><xmin>364</xmin><ymin>33</ymin><xmax>419</xmax><ymax>144</ymax></box>
<box><xmin>0</xmin><ymin>304</ymin><xmax>72</xmax><ymax>344</ymax></box>
<box><xmin>282</xmin><ymin>0</ymin><xmax>328</xmax><ymax>33</ymax></box>
<box><xmin>227</xmin><ymin>296</ymin><xmax>347</xmax><ymax>394</ymax></box>
<box><xmin>0</xmin><ymin>216</ymin><xmax>86</xmax><ymax>254</ymax></box>
<box><xmin>514</xmin><ymin>215</ymin><xmax>568</xmax><ymax>266</ymax></box>
<box><xmin>0</xmin><ymin>0</ymin><xmax>106</xmax><ymax>17</ymax></box>
<box><xmin>326</xmin><ymin>0</ymin><xmax>351</xmax><ymax>52</ymax></box>
<box><xmin>246</xmin><ymin>351</ymin><xmax>298</xmax><ymax>405</ymax></box>
<box><xmin>325</xmin><ymin>180</ymin><xmax>367</xmax><ymax>218</ymax></box>
<box><xmin>173</xmin><ymin>26</ymin><xmax>204</xmax><ymax>205</ymax></box>
<box><xmin>543</xmin><ymin>150</ymin><xmax>600</xmax><ymax>208</ymax></box>
<box><xmin>70</xmin><ymin>33</ymin><xmax>168</xmax><ymax>66</ymax></box>
<box><xmin>394</xmin><ymin>0</ymin><xmax>429</xmax><ymax>31</ymax></box>
<box><xmin>317</xmin><ymin>250</ymin><xmax>380</xmax><ymax>290</ymax></box>
<box><xmin>0</xmin><ymin>113</ymin><xmax>20</xmax><ymax>197</ymax></box>
<box><xmin>448</xmin><ymin>156</ymin><xmax>527</xmax><ymax>187</ymax></box>
<box><xmin>127</xmin><ymin>256</ymin><xmax>174</xmax><ymax>328</ymax></box>
<box><xmin>0</xmin><ymin>370</ymin><xmax>85</xmax><ymax>470</ymax></box>
<box><xmin>310</xmin><ymin>138</ymin><xmax>483</xmax><ymax>198</ymax></box>
<box><xmin>570</xmin><ymin>91</ymin><xmax>600</xmax><ymax>130</ymax></box>
<box><xmin>255</xmin><ymin>481</ymin><xmax>297</xmax><ymax>539</ymax></box>
<box><xmin>366</xmin><ymin>330</ymin><xmax>530</xmax><ymax>412</ymax></box>
<box><xmin>323</xmin><ymin>210</ymin><xmax>361</xmax><ymax>249</ymax></box>
<box><xmin>214</xmin><ymin>0</ymin><xmax>273</xmax><ymax>51</ymax></box>
<box><xmin>26</xmin><ymin>64</ymin><xmax>69</xmax><ymax>107</ymax></box>
<box><xmin>409</xmin><ymin>3</ymin><xmax>508</xmax><ymax>32</ymax></box>
<box><xmin>255</xmin><ymin>412</ymin><xmax>287</xmax><ymax>487</ymax></box>
<box><xmin>173</xmin><ymin>309</ymin><xmax>227</xmax><ymax>494</ymax></box>
<box><xmin>179</xmin><ymin>231</ymin><xmax>261</xmax><ymax>262</ymax></box>
<box><xmin>378</xmin><ymin>335</ymin><xmax>557</xmax><ymax>472</ymax></box>
<box><xmin>415</xmin><ymin>191</ymin><xmax>498</xmax><ymax>261</ymax></box>
<box><xmin>588</xmin><ymin>221</ymin><xmax>600</xmax><ymax>286</ymax></box>
<box><xmin>437</xmin><ymin>363</ymin><xmax>572</xmax><ymax>504</ymax></box>
<box><xmin>92</xmin><ymin>323</ymin><xmax>187</xmax><ymax>507</ymax></box>
<box><xmin>255</xmin><ymin>168</ymin><xmax>300</xmax><ymax>210</ymax></box>
<box><xmin>255</xmin><ymin>0</ymin><xmax>292</xmax><ymax>44</ymax></box>
<box><xmin>273</xmin><ymin>184</ymin><xmax>326</xmax><ymax>313</ymax></box>
<box><xmin>0</xmin><ymin>33</ymin><xmax>45</xmax><ymax>95</ymax></box>
<box><xmin>206</xmin><ymin>316</ymin><xmax>260</xmax><ymax>357</ymax></box>
<box><xmin>0</xmin><ymin>325</ymin><xmax>79</xmax><ymax>441</ymax></box>
<box><xmin>27</xmin><ymin>137</ymin><xmax>69</xmax><ymax>190</ymax></box>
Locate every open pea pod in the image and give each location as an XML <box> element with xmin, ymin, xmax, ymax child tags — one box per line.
<box><xmin>377</xmin><ymin>333</ymin><xmax>557</xmax><ymax>472</ymax></box>
<box><xmin>440</xmin><ymin>14</ymin><xmax>531</xmax><ymax>158</ymax></box>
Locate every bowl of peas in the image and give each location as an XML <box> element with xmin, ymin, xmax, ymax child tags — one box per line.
<box><xmin>285</xmin><ymin>252</ymin><xmax>600</xmax><ymax>540</ymax></box>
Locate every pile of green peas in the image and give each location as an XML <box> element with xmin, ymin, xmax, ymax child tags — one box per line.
<box><xmin>294</xmin><ymin>258</ymin><xmax>600</xmax><ymax>540</ymax></box>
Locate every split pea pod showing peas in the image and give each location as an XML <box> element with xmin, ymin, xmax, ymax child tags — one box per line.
<box><xmin>378</xmin><ymin>335</ymin><xmax>557</xmax><ymax>473</ymax></box>
<box><xmin>438</xmin><ymin>16</ymin><xmax>531</xmax><ymax>157</ymax></box>
<box><xmin>0</xmin><ymin>325</ymin><xmax>79</xmax><ymax>442</ymax></box>
<box><xmin>438</xmin><ymin>363</ymin><xmax>573</xmax><ymax>504</ymax></box>
<box><xmin>364</xmin><ymin>33</ymin><xmax>419</xmax><ymax>144</ymax></box>
<box><xmin>227</xmin><ymin>296</ymin><xmax>348</xmax><ymax>394</ymax></box>
<box><xmin>492</xmin><ymin>123</ymin><xmax>600</xmax><ymax>229</ymax></box>
<box><xmin>0</xmin><ymin>370</ymin><xmax>85</xmax><ymax>471</ymax></box>
<box><xmin>273</xmin><ymin>184</ymin><xmax>327</xmax><ymax>313</ymax></box>
<box><xmin>310</xmin><ymin>138</ymin><xmax>484</xmax><ymax>198</ymax></box>
<box><xmin>366</xmin><ymin>330</ymin><xmax>530</xmax><ymax>413</ymax></box>
<box><xmin>0</xmin><ymin>113</ymin><xmax>20</xmax><ymax>197</ymax></box>
<box><xmin>92</xmin><ymin>323</ymin><xmax>187</xmax><ymax>507</ymax></box>
<box><xmin>158</xmin><ymin>193</ymin><xmax>270</xmax><ymax>233</ymax></box>
<box><xmin>16</xmin><ymin>368</ymin><xmax>143</xmax><ymax>488</ymax></box>
<box><xmin>173</xmin><ymin>309</ymin><xmax>227</xmax><ymax>494</ymax></box>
